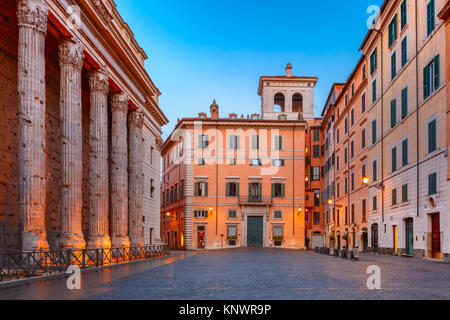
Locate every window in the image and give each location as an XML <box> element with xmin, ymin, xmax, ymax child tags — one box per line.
<box><xmin>228</xmin><ymin>209</ymin><xmax>237</xmax><ymax>219</ymax></box>
<box><xmin>313</xmin><ymin>129</ymin><xmax>320</xmax><ymax>142</ymax></box>
<box><xmin>351</xmin><ymin>83</ymin><xmax>355</xmax><ymax>96</ymax></box>
<box><xmin>180</xmin><ymin>182</ymin><xmax>185</xmax><ymax>199</ymax></box>
<box><xmin>362</xmin><ymin>199</ymin><xmax>367</xmax><ymax>221</ymax></box>
<box><xmin>401</xmin><ymin>0</ymin><xmax>407</xmax><ymax>29</ymax></box>
<box><xmin>388</xmin><ymin>14</ymin><xmax>398</xmax><ymax>47</ymax></box>
<box><xmin>198</xmin><ymin>134</ymin><xmax>209</xmax><ymax>149</ymax></box>
<box><xmin>251</xmin><ymin>135</ymin><xmax>260</xmax><ymax>150</ymax></box>
<box><xmin>402</xmin><ymin>184</ymin><xmax>408</xmax><ymax>203</ymax></box>
<box><xmin>274</xmin><ymin>135</ymin><xmax>284</xmax><ymax>150</ymax></box>
<box><xmin>311</xmin><ymin>167</ymin><xmax>320</xmax><ymax>181</ymax></box>
<box><xmin>428</xmin><ymin>172</ymin><xmax>437</xmax><ymax>195</ymax></box>
<box><xmin>401</xmin><ymin>87</ymin><xmax>408</xmax><ymax>119</ymax></box>
<box><xmin>391</xmin><ymin>52</ymin><xmax>397</xmax><ymax>80</ymax></box>
<box><xmin>314</xmin><ymin>190</ymin><xmax>320</xmax><ymax>207</ymax></box>
<box><xmin>372</xmin><ymin>79</ymin><xmax>377</xmax><ymax>103</ymax></box>
<box><xmin>372</xmin><ymin>120</ymin><xmax>377</xmax><ymax>144</ymax></box>
<box><xmin>273</xmin><ymin>210</ymin><xmax>283</xmax><ymax>219</ymax></box>
<box><xmin>150</xmin><ymin>179</ymin><xmax>155</xmax><ymax>198</ymax></box>
<box><xmin>345</xmin><ymin>94</ymin><xmax>348</xmax><ymax>106</ymax></box>
<box><xmin>250</xmin><ymin>159</ymin><xmax>262</xmax><ymax>166</ymax></box>
<box><xmin>428</xmin><ymin>118</ymin><xmax>437</xmax><ymax>153</ymax></box>
<box><xmin>351</xmin><ymin>172</ymin><xmax>355</xmax><ymax>191</ymax></box>
<box><xmin>313</xmin><ymin>212</ymin><xmax>320</xmax><ymax>225</ymax></box>
<box><xmin>194</xmin><ymin>210</ymin><xmax>208</xmax><ymax>218</ymax></box>
<box><xmin>344</xmin><ymin>147</ymin><xmax>348</xmax><ymax>164</ymax></box>
<box><xmin>337</xmin><ymin>183</ymin><xmax>340</xmax><ymax>198</ymax></box>
<box><xmin>424</xmin><ymin>55</ymin><xmax>440</xmax><ymax>99</ymax></box>
<box><xmin>198</xmin><ymin>158</ymin><xmax>206</xmax><ymax>166</ymax></box>
<box><xmin>336</xmin><ymin>129</ymin><xmax>340</xmax><ymax>144</ymax></box>
<box><xmin>228</xmin><ymin>135</ymin><xmax>240</xmax><ymax>150</ymax></box>
<box><xmin>345</xmin><ymin>206</ymin><xmax>348</xmax><ymax>225</ymax></box>
<box><xmin>351</xmin><ymin>140</ymin><xmax>354</xmax><ymax>158</ymax></box>
<box><xmin>274</xmin><ymin>93</ymin><xmax>285</xmax><ymax>112</ymax></box>
<box><xmin>272</xmin><ymin>159</ymin><xmax>285</xmax><ymax>167</ymax></box>
<box><xmin>272</xmin><ymin>183</ymin><xmax>285</xmax><ymax>198</ymax></box>
<box><xmin>227</xmin><ymin>225</ymin><xmax>237</xmax><ymax>245</ymax></box>
<box><xmin>362</xmin><ymin>93</ymin><xmax>366</xmax><ymax>114</ymax></box>
<box><xmin>226</xmin><ymin>182</ymin><xmax>239</xmax><ymax>197</ymax></box>
<box><xmin>336</xmin><ymin>155</ymin><xmax>340</xmax><ymax>171</ymax></box>
<box><xmin>373</xmin><ymin>160</ymin><xmax>378</xmax><ymax>181</ymax></box>
<box><xmin>351</xmin><ymin>204</ymin><xmax>355</xmax><ymax>223</ymax></box>
<box><xmin>373</xmin><ymin>196</ymin><xmax>378</xmax><ymax>211</ymax></box>
<box><xmin>362</xmin><ymin>164</ymin><xmax>367</xmax><ymax>178</ymax></box>
<box><xmin>392</xmin><ymin>146</ymin><xmax>398</xmax><ymax>173</ymax></box>
<box><xmin>401</xmin><ymin>37</ymin><xmax>407</xmax><ymax>67</ymax></box>
<box><xmin>391</xmin><ymin>99</ymin><xmax>397</xmax><ymax>128</ymax></box>
<box><xmin>427</xmin><ymin>0</ymin><xmax>435</xmax><ymax>36</ymax></box>
<box><xmin>344</xmin><ymin>117</ymin><xmax>348</xmax><ymax>134</ymax></box>
<box><xmin>195</xmin><ymin>182</ymin><xmax>208</xmax><ymax>197</ymax></box>
<box><xmin>351</xmin><ymin>109</ymin><xmax>355</xmax><ymax>127</ymax></box>
<box><xmin>370</xmin><ymin>48</ymin><xmax>377</xmax><ymax>75</ymax></box>
<box><xmin>392</xmin><ymin>188</ymin><xmax>398</xmax><ymax>206</ymax></box>
<box><xmin>292</xmin><ymin>93</ymin><xmax>303</xmax><ymax>113</ymax></box>
<box><xmin>273</xmin><ymin>225</ymin><xmax>284</xmax><ymax>238</ymax></box>
<box><xmin>362</xmin><ymin>128</ymin><xmax>366</xmax><ymax>149</ymax></box>
<box><xmin>313</xmin><ymin>145</ymin><xmax>320</xmax><ymax>158</ymax></box>
<box><xmin>162</xmin><ymin>191</ymin><xmax>165</xmax><ymax>206</ymax></box>
<box><xmin>402</xmin><ymin>139</ymin><xmax>409</xmax><ymax>167</ymax></box>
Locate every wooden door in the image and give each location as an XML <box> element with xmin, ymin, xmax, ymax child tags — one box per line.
<box><xmin>431</xmin><ymin>213</ymin><xmax>441</xmax><ymax>259</ymax></box>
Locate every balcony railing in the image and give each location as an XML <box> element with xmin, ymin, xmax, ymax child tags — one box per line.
<box><xmin>0</xmin><ymin>245</ymin><xmax>170</xmax><ymax>282</ymax></box>
<box><xmin>238</xmin><ymin>196</ymin><xmax>273</xmax><ymax>206</ymax></box>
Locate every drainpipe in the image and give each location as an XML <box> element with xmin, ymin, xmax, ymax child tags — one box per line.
<box><xmin>415</xmin><ymin>0</ymin><xmax>420</xmax><ymax>218</ymax></box>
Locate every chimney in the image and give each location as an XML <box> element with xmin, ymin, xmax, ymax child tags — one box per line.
<box><xmin>210</xmin><ymin>99</ymin><xmax>219</xmax><ymax>119</ymax></box>
<box><xmin>286</xmin><ymin>63</ymin><xmax>292</xmax><ymax>77</ymax></box>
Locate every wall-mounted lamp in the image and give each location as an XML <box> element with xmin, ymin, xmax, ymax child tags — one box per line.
<box><xmin>362</xmin><ymin>176</ymin><xmax>370</xmax><ymax>185</ymax></box>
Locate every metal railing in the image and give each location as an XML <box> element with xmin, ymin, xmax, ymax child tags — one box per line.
<box><xmin>0</xmin><ymin>245</ymin><xmax>170</xmax><ymax>281</ymax></box>
<box><xmin>238</xmin><ymin>196</ymin><xmax>273</xmax><ymax>205</ymax></box>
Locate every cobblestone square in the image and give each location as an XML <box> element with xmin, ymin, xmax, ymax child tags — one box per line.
<box><xmin>0</xmin><ymin>249</ymin><xmax>449</xmax><ymax>300</ymax></box>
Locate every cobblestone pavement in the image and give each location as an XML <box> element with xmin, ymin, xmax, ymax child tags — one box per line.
<box><xmin>0</xmin><ymin>249</ymin><xmax>449</xmax><ymax>300</ymax></box>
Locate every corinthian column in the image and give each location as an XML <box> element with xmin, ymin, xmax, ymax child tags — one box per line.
<box><xmin>17</xmin><ymin>0</ymin><xmax>49</xmax><ymax>251</ymax></box>
<box><xmin>128</xmin><ymin>110</ymin><xmax>144</xmax><ymax>247</ymax></box>
<box><xmin>58</xmin><ymin>37</ymin><xmax>86</xmax><ymax>249</ymax></box>
<box><xmin>87</xmin><ymin>67</ymin><xmax>111</xmax><ymax>249</ymax></box>
<box><xmin>110</xmin><ymin>93</ymin><xmax>130</xmax><ymax>248</ymax></box>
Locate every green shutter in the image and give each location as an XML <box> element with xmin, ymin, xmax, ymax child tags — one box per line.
<box><xmin>194</xmin><ymin>182</ymin><xmax>198</xmax><ymax>196</ymax></box>
<box><xmin>392</xmin><ymin>147</ymin><xmax>397</xmax><ymax>173</ymax></box>
<box><xmin>248</xmin><ymin>183</ymin><xmax>252</xmax><ymax>201</ymax></box>
<box><xmin>424</xmin><ymin>64</ymin><xmax>430</xmax><ymax>98</ymax></box>
<box><xmin>429</xmin><ymin>173</ymin><xmax>437</xmax><ymax>195</ymax></box>
<box><xmin>391</xmin><ymin>99</ymin><xmax>397</xmax><ymax>128</ymax></box>
<box><xmin>402</xmin><ymin>139</ymin><xmax>408</xmax><ymax>167</ymax></box>
<box><xmin>237</xmin><ymin>183</ymin><xmax>240</xmax><ymax>197</ymax></box>
<box><xmin>205</xmin><ymin>183</ymin><xmax>208</xmax><ymax>197</ymax></box>
<box><xmin>226</xmin><ymin>182</ymin><xmax>229</xmax><ymax>196</ymax></box>
<box><xmin>401</xmin><ymin>87</ymin><xmax>408</xmax><ymax>118</ymax></box>
<box><xmin>271</xmin><ymin>184</ymin><xmax>275</xmax><ymax>197</ymax></box>
<box><xmin>281</xmin><ymin>184</ymin><xmax>285</xmax><ymax>197</ymax></box>
<box><xmin>258</xmin><ymin>183</ymin><xmax>262</xmax><ymax>199</ymax></box>
<box><xmin>428</xmin><ymin>119</ymin><xmax>437</xmax><ymax>153</ymax></box>
<box><xmin>434</xmin><ymin>55</ymin><xmax>440</xmax><ymax>89</ymax></box>
<box><xmin>372</xmin><ymin>120</ymin><xmax>377</xmax><ymax>144</ymax></box>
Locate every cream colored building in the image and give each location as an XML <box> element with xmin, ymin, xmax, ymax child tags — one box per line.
<box><xmin>361</xmin><ymin>0</ymin><xmax>448</xmax><ymax>260</ymax></box>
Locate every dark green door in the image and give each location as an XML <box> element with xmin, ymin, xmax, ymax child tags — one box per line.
<box><xmin>405</xmin><ymin>218</ymin><xmax>414</xmax><ymax>255</ymax></box>
<box><xmin>247</xmin><ymin>216</ymin><xmax>263</xmax><ymax>247</ymax></box>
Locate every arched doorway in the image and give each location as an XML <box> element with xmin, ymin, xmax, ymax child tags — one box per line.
<box><xmin>362</xmin><ymin>228</ymin><xmax>368</xmax><ymax>252</ymax></box>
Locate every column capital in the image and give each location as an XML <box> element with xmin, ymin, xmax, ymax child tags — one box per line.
<box><xmin>58</xmin><ymin>37</ymin><xmax>84</xmax><ymax>70</ymax></box>
<box><xmin>111</xmin><ymin>92</ymin><xmax>129</xmax><ymax>113</ymax></box>
<box><xmin>89</xmin><ymin>66</ymin><xmax>109</xmax><ymax>94</ymax></box>
<box><xmin>129</xmin><ymin>109</ymin><xmax>144</xmax><ymax>128</ymax></box>
<box><xmin>17</xmin><ymin>0</ymin><xmax>48</xmax><ymax>33</ymax></box>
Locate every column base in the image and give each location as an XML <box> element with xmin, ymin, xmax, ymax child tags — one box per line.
<box><xmin>59</xmin><ymin>233</ymin><xmax>86</xmax><ymax>250</ymax></box>
<box><xmin>111</xmin><ymin>236</ymin><xmax>131</xmax><ymax>248</ymax></box>
<box><xmin>130</xmin><ymin>237</ymin><xmax>145</xmax><ymax>248</ymax></box>
<box><xmin>87</xmin><ymin>235</ymin><xmax>111</xmax><ymax>249</ymax></box>
<box><xmin>23</xmin><ymin>231</ymin><xmax>49</xmax><ymax>251</ymax></box>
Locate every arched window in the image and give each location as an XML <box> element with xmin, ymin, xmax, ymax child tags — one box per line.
<box><xmin>292</xmin><ymin>93</ymin><xmax>303</xmax><ymax>113</ymax></box>
<box><xmin>273</xmin><ymin>93</ymin><xmax>285</xmax><ymax>112</ymax></box>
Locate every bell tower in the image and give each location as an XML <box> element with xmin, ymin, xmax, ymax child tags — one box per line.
<box><xmin>258</xmin><ymin>64</ymin><xmax>318</xmax><ymax>120</ymax></box>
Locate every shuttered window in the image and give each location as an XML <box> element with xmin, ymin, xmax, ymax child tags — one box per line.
<box><xmin>401</xmin><ymin>87</ymin><xmax>408</xmax><ymax>119</ymax></box>
<box><xmin>372</xmin><ymin>120</ymin><xmax>377</xmax><ymax>144</ymax></box>
<box><xmin>388</xmin><ymin>14</ymin><xmax>398</xmax><ymax>47</ymax></box>
<box><xmin>428</xmin><ymin>172</ymin><xmax>437</xmax><ymax>195</ymax></box>
<box><xmin>370</xmin><ymin>48</ymin><xmax>377</xmax><ymax>74</ymax></box>
<box><xmin>401</xmin><ymin>37</ymin><xmax>407</xmax><ymax>67</ymax></box>
<box><xmin>401</xmin><ymin>0</ymin><xmax>407</xmax><ymax>29</ymax></box>
<box><xmin>427</xmin><ymin>0</ymin><xmax>435</xmax><ymax>36</ymax></box>
<box><xmin>391</xmin><ymin>52</ymin><xmax>397</xmax><ymax>80</ymax></box>
<box><xmin>391</xmin><ymin>99</ymin><xmax>397</xmax><ymax>128</ymax></box>
<box><xmin>424</xmin><ymin>55</ymin><xmax>440</xmax><ymax>99</ymax></box>
<box><xmin>428</xmin><ymin>119</ymin><xmax>437</xmax><ymax>153</ymax></box>
<box><xmin>402</xmin><ymin>184</ymin><xmax>408</xmax><ymax>203</ymax></box>
<box><xmin>402</xmin><ymin>139</ymin><xmax>409</xmax><ymax>167</ymax></box>
<box><xmin>372</xmin><ymin>79</ymin><xmax>377</xmax><ymax>103</ymax></box>
<box><xmin>392</xmin><ymin>147</ymin><xmax>397</xmax><ymax>173</ymax></box>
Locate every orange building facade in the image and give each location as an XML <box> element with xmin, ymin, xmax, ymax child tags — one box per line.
<box><xmin>161</xmin><ymin>66</ymin><xmax>321</xmax><ymax>250</ymax></box>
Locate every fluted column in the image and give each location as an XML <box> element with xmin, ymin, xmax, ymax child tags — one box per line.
<box><xmin>17</xmin><ymin>0</ymin><xmax>49</xmax><ymax>251</ymax></box>
<box><xmin>110</xmin><ymin>93</ymin><xmax>130</xmax><ymax>248</ymax></box>
<box><xmin>87</xmin><ymin>67</ymin><xmax>111</xmax><ymax>249</ymax></box>
<box><xmin>128</xmin><ymin>110</ymin><xmax>144</xmax><ymax>247</ymax></box>
<box><xmin>58</xmin><ymin>37</ymin><xmax>86</xmax><ymax>249</ymax></box>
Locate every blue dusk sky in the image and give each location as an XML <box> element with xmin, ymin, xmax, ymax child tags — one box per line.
<box><xmin>114</xmin><ymin>0</ymin><xmax>384</xmax><ymax>138</ymax></box>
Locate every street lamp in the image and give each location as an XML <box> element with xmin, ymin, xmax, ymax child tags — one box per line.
<box><xmin>362</xmin><ymin>176</ymin><xmax>370</xmax><ymax>185</ymax></box>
